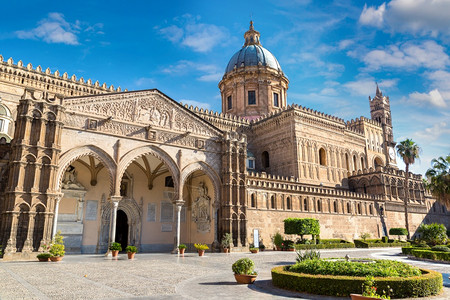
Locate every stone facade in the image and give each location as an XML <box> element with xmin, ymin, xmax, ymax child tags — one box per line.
<box><xmin>0</xmin><ymin>22</ymin><xmax>448</xmax><ymax>260</ymax></box>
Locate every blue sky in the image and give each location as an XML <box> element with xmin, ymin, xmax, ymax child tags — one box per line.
<box><xmin>1</xmin><ymin>0</ymin><xmax>449</xmax><ymax>176</ymax></box>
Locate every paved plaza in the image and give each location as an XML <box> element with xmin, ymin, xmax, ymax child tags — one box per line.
<box><xmin>0</xmin><ymin>248</ymin><xmax>449</xmax><ymax>300</ymax></box>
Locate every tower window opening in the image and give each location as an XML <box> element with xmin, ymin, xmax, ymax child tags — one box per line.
<box><xmin>286</xmin><ymin>197</ymin><xmax>291</xmax><ymax>210</ymax></box>
<box><xmin>227</xmin><ymin>95</ymin><xmax>232</xmax><ymax>110</ymax></box>
<box><xmin>271</xmin><ymin>195</ymin><xmax>275</xmax><ymax>209</ymax></box>
<box><xmin>251</xmin><ymin>194</ymin><xmax>256</xmax><ymax>208</ymax></box>
<box><xmin>319</xmin><ymin>148</ymin><xmax>326</xmax><ymax>166</ymax></box>
<box><xmin>248</xmin><ymin>90</ymin><xmax>256</xmax><ymax>105</ymax></box>
<box><xmin>262</xmin><ymin>151</ymin><xmax>270</xmax><ymax>168</ymax></box>
<box><xmin>273</xmin><ymin>92</ymin><xmax>279</xmax><ymax>107</ymax></box>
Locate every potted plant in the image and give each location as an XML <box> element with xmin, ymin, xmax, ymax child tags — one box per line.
<box><xmin>221</xmin><ymin>233</ymin><xmax>232</xmax><ymax>253</ymax></box>
<box><xmin>37</xmin><ymin>253</ymin><xmax>51</xmax><ymax>262</ymax></box>
<box><xmin>259</xmin><ymin>242</ymin><xmax>265</xmax><ymax>251</ymax></box>
<box><xmin>351</xmin><ymin>276</ymin><xmax>391</xmax><ymax>300</ymax></box>
<box><xmin>110</xmin><ymin>242</ymin><xmax>122</xmax><ymax>257</ymax></box>
<box><xmin>125</xmin><ymin>245</ymin><xmax>137</xmax><ymax>259</ymax></box>
<box><xmin>178</xmin><ymin>244</ymin><xmax>187</xmax><ymax>254</ymax></box>
<box><xmin>194</xmin><ymin>243</ymin><xmax>209</xmax><ymax>256</ymax></box>
<box><xmin>273</xmin><ymin>232</ymin><xmax>283</xmax><ymax>250</ymax></box>
<box><xmin>282</xmin><ymin>239</ymin><xmax>295</xmax><ymax>251</ymax></box>
<box><xmin>249</xmin><ymin>243</ymin><xmax>259</xmax><ymax>253</ymax></box>
<box><xmin>49</xmin><ymin>231</ymin><xmax>65</xmax><ymax>262</ymax></box>
<box><xmin>232</xmin><ymin>258</ymin><xmax>258</xmax><ymax>284</ymax></box>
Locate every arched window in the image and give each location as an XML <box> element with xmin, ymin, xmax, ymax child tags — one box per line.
<box><xmin>353</xmin><ymin>155</ymin><xmax>357</xmax><ymax>171</ymax></box>
<box><xmin>357</xmin><ymin>203</ymin><xmax>361</xmax><ymax>214</ymax></box>
<box><xmin>317</xmin><ymin>199</ymin><xmax>322</xmax><ymax>212</ymax></box>
<box><xmin>251</xmin><ymin>194</ymin><xmax>256</xmax><ymax>208</ymax></box>
<box><xmin>0</xmin><ymin>103</ymin><xmax>13</xmax><ymax>142</ymax></box>
<box><xmin>361</xmin><ymin>157</ymin><xmax>365</xmax><ymax>169</ymax></box>
<box><xmin>345</xmin><ymin>153</ymin><xmax>350</xmax><ymax>171</ymax></box>
<box><xmin>271</xmin><ymin>195</ymin><xmax>275</xmax><ymax>209</ymax></box>
<box><xmin>262</xmin><ymin>151</ymin><xmax>270</xmax><ymax>168</ymax></box>
<box><xmin>303</xmin><ymin>198</ymin><xmax>308</xmax><ymax>211</ymax></box>
<box><xmin>347</xmin><ymin>202</ymin><xmax>351</xmax><ymax>214</ymax></box>
<box><xmin>319</xmin><ymin>148</ymin><xmax>326</xmax><ymax>166</ymax></box>
<box><xmin>333</xmin><ymin>201</ymin><xmax>338</xmax><ymax>213</ymax></box>
<box><xmin>369</xmin><ymin>204</ymin><xmax>373</xmax><ymax>215</ymax></box>
<box><xmin>286</xmin><ymin>197</ymin><xmax>291</xmax><ymax>210</ymax></box>
<box><xmin>374</xmin><ymin>157</ymin><xmax>383</xmax><ymax>168</ymax></box>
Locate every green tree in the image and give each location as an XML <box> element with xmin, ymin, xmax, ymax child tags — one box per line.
<box><xmin>417</xmin><ymin>223</ymin><xmax>448</xmax><ymax>246</ymax></box>
<box><xmin>425</xmin><ymin>154</ymin><xmax>450</xmax><ymax>209</ymax></box>
<box><xmin>396</xmin><ymin>139</ymin><xmax>421</xmax><ymax>239</ymax></box>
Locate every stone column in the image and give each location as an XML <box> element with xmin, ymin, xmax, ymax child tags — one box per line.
<box><xmin>109</xmin><ymin>196</ymin><xmax>122</xmax><ymax>243</ymax></box>
<box><xmin>22</xmin><ymin>212</ymin><xmax>37</xmax><ymax>252</ymax></box>
<box><xmin>174</xmin><ymin>199</ymin><xmax>184</xmax><ymax>253</ymax></box>
<box><xmin>5</xmin><ymin>211</ymin><xmax>20</xmax><ymax>253</ymax></box>
<box><xmin>52</xmin><ymin>194</ymin><xmax>64</xmax><ymax>238</ymax></box>
<box><xmin>212</xmin><ymin>200</ymin><xmax>220</xmax><ymax>251</ymax></box>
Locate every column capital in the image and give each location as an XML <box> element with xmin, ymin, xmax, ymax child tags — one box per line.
<box><xmin>173</xmin><ymin>199</ymin><xmax>185</xmax><ymax>206</ymax></box>
<box><xmin>110</xmin><ymin>195</ymin><xmax>122</xmax><ymax>203</ymax></box>
<box><xmin>56</xmin><ymin>193</ymin><xmax>64</xmax><ymax>202</ymax></box>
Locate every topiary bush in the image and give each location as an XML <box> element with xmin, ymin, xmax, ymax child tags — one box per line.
<box><xmin>272</xmin><ymin>266</ymin><xmax>443</xmax><ymax>298</ymax></box>
<box><xmin>354</xmin><ymin>239</ymin><xmax>409</xmax><ymax>248</ymax></box>
<box><xmin>431</xmin><ymin>245</ymin><xmax>450</xmax><ymax>252</ymax></box>
<box><xmin>411</xmin><ymin>249</ymin><xmax>450</xmax><ymax>261</ymax></box>
<box><xmin>284</xmin><ymin>218</ymin><xmax>320</xmax><ymax>240</ymax></box>
<box><xmin>389</xmin><ymin>228</ymin><xmax>408</xmax><ymax>240</ymax></box>
<box><xmin>295</xmin><ymin>243</ymin><xmax>355</xmax><ymax>250</ymax></box>
<box><xmin>232</xmin><ymin>258</ymin><xmax>256</xmax><ymax>275</ymax></box>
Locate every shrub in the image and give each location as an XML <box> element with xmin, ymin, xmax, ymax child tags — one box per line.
<box><xmin>259</xmin><ymin>243</ymin><xmax>265</xmax><ymax>250</ymax></box>
<box><xmin>50</xmin><ymin>231</ymin><xmax>65</xmax><ymax>257</ymax></box>
<box><xmin>232</xmin><ymin>258</ymin><xmax>256</xmax><ymax>275</ymax></box>
<box><xmin>411</xmin><ymin>249</ymin><xmax>450</xmax><ymax>261</ymax></box>
<box><xmin>284</xmin><ymin>218</ymin><xmax>320</xmax><ymax>240</ymax></box>
<box><xmin>417</xmin><ymin>223</ymin><xmax>448</xmax><ymax>246</ymax></box>
<box><xmin>360</xmin><ymin>232</ymin><xmax>371</xmax><ymax>241</ymax></box>
<box><xmin>37</xmin><ymin>253</ymin><xmax>52</xmax><ymax>259</ymax></box>
<box><xmin>273</xmin><ymin>232</ymin><xmax>283</xmax><ymax>248</ymax></box>
<box><xmin>282</xmin><ymin>239</ymin><xmax>294</xmax><ymax>250</ymax></box>
<box><xmin>431</xmin><ymin>245</ymin><xmax>450</xmax><ymax>252</ymax></box>
<box><xmin>296</xmin><ymin>249</ymin><xmax>321</xmax><ymax>262</ymax></box>
<box><xmin>272</xmin><ymin>266</ymin><xmax>442</xmax><ymax>298</ymax></box>
<box><xmin>125</xmin><ymin>245</ymin><xmax>137</xmax><ymax>253</ymax></box>
<box><xmin>295</xmin><ymin>243</ymin><xmax>355</xmax><ymax>250</ymax></box>
<box><xmin>389</xmin><ymin>228</ymin><xmax>408</xmax><ymax>240</ymax></box>
<box><xmin>287</xmin><ymin>259</ymin><xmax>421</xmax><ymax>277</ymax></box>
<box><xmin>178</xmin><ymin>244</ymin><xmax>187</xmax><ymax>249</ymax></box>
<box><xmin>381</xmin><ymin>236</ymin><xmax>389</xmax><ymax>243</ymax></box>
<box><xmin>221</xmin><ymin>233</ymin><xmax>232</xmax><ymax>248</ymax></box>
<box><xmin>354</xmin><ymin>240</ymin><xmax>409</xmax><ymax>248</ymax></box>
<box><xmin>401</xmin><ymin>246</ymin><xmax>415</xmax><ymax>255</ymax></box>
<box><xmin>194</xmin><ymin>243</ymin><xmax>209</xmax><ymax>250</ymax></box>
<box><xmin>109</xmin><ymin>242</ymin><xmax>122</xmax><ymax>251</ymax></box>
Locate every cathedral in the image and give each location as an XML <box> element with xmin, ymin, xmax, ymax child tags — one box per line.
<box><xmin>0</xmin><ymin>22</ymin><xmax>448</xmax><ymax>260</ymax></box>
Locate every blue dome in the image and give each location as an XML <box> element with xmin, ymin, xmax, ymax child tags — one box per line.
<box><xmin>224</xmin><ymin>22</ymin><xmax>282</xmax><ymax>75</ymax></box>
<box><xmin>225</xmin><ymin>45</ymin><xmax>282</xmax><ymax>74</ymax></box>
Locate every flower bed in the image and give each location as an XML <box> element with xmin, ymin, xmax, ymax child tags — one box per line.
<box><xmin>354</xmin><ymin>239</ymin><xmax>410</xmax><ymax>248</ymax></box>
<box><xmin>272</xmin><ymin>266</ymin><xmax>442</xmax><ymax>298</ymax></box>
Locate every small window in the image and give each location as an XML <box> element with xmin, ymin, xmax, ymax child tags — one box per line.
<box><xmin>317</xmin><ymin>199</ymin><xmax>322</xmax><ymax>212</ymax></box>
<box><xmin>248</xmin><ymin>90</ymin><xmax>256</xmax><ymax>105</ymax></box>
<box><xmin>271</xmin><ymin>195</ymin><xmax>275</xmax><ymax>209</ymax></box>
<box><xmin>247</xmin><ymin>158</ymin><xmax>255</xmax><ymax>170</ymax></box>
<box><xmin>369</xmin><ymin>204</ymin><xmax>373</xmax><ymax>215</ymax></box>
<box><xmin>286</xmin><ymin>197</ymin><xmax>291</xmax><ymax>210</ymax></box>
<box><xmin>357</xmin><ymin>203</ymin><xmax>361</xmax><ymax>214</ymax></box>
<box><xmin>304</xmin><ymin>198</ymin><xmax>308</xmax><ymax>211</ymax></box>
<box><xmin>319</xmin><ymin>148</ymin><xmax>326</xmax><ymax>166</ymax></box>
<box><xmin>347</xmin><ymin>202</ymin><xmax>351</xmax><ymax>214</ymax></box>
<box><xmin>262</xmin><ymin>151</ymin><xmax>270</xmax><ymax>168</ymax></box>
<box><xmin>273</xmin><ymin>93</ymin><xmax>279</xmax><ymax>107</ymax></box>
<box><xmin>165</xmin><ymin>176</ymin><xmax>174</xmax><ymax>187</ymax></box>
<box><xmin>227</xmin><ymin>95</ymin><xmax>232</xmax><ymax>110</ymax></box>
<box><xmin>251</xmin><ymin>194</ymin><xmax>256</xmax><ymax>208</ymax></box>
<box><xmin>333</xmin><ymin>201</ymin><xmax>338</xmax><ymax>213</ymax></box>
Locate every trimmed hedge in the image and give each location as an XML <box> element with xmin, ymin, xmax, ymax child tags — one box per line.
<box><xmin>271</xmin><ymin>266</ymin><xmax>443</xmax><ymax>298</ymax></box>
<box><xmin>295</xmin><ymin>243</ymin><xmax>355</xmax><ymax>250</ymax></box>
<box><xmin>354</xmin><ymin>239</ymin><xmax>410</xmax><ymax>248</ymax></box>
<box><xmin>411</xmin><ymin>249</ymin><xmax>450</xmax><ymax>262</ymax></box>
<box><xmin>402</xmin><ymin>246</ymin><xmax>416</xmax><ymax>255</ymax></box>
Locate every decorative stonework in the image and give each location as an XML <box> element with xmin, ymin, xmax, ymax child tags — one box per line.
<box><xmin>192</xmin><ymin>182</ymin><xmax>211</xmax><ymax>233</ymax></box>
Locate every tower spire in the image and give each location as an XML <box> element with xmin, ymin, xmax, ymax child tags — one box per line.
<box><xmin>376</xmin><ymin>82</ymin><xmax>382</xmax><ymax>97</ymax></box>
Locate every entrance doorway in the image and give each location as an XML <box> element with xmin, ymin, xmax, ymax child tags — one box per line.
<box><xmin>116</xmin><ymin>210</ymin><xmax>128</xmax><ymax>251</ymax></box>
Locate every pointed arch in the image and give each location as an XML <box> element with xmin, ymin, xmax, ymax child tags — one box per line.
<box><xmin>181</xmin><ymin>161</ymin><xmax>221</xmax><ymax>205</ymax></box>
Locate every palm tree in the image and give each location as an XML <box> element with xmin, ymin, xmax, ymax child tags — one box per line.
<box><xmin>425</xmin><ymin>154</ymin><xmax>450</xmax><ymax>209</ymax></box>
<box><xmin>396</xmin><ymin>139</ymin><xmax>421</xmax><ymax>239</ymax></box>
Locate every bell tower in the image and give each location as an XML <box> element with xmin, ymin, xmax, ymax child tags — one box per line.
<box><xmin>369</xmin><ymin>85</ymin><xmax>397</xmax><ymax>168</ymax></box>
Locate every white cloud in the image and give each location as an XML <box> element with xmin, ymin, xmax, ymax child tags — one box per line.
<box><xmin>359</xmin><ymin>3</ymin><xmax>385</xmax><ymax>28</ymax></box>
<box><xmin>359</xmin><ymin>0</ymin><xmax>450</xmax><ymax>36</ymax></box>
<box><xmin>157</xmin><ymin>15</ymin><xmax>228</xmax><ymax>52</ymax></box>
<box><xmin>180</xmin><ymin>99</ymin><xmax>211</xmax><ymax>110</ymax></box>
<box><xmin>161</xmin><ymin>60</ymin><xmax>222</xmax><ymax>82</ymax></box>
<box><xmin>16</xmin><ymin>13</ymin><xmax>80</xmax><ymax>45</ymax></box>
<box><xmin>414</xmin><ymin>121</ymin><xmax>450</xmax><ymax>142</ymax></box>
<box><xmin>405</xmin><ymin>89</ymin><xmax>447</xmax><ymax>108</ymax></box>
<box><xmin>343</xmin><ymin>78</ymin><xmax>398</xmax><ymax>96</ymax></box>
<box><xmin>338</xmin><ymin>39</ymin><xmax>354</xmax><ymax>50</ymax></box>
<box><xmin>362</xmin><ymin>41</ymin><xmax>449</xmax><ymax>71</ymax></box>
<box><xmin>135</xmin><ymin>77</ymin><xmax>155</xmax><ymax>87</ymax></box>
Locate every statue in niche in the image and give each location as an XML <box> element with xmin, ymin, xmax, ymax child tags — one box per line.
<box><xmin>62</xmin><ymin>166</ymin><xmax>85</xmax><ymax>190</ymax></box>
<box><xmin>192</xmin><ymin>182</ymin><xmax>211</xmax><ymax>233</ymax></box>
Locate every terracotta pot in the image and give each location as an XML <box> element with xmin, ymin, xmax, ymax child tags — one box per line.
<box><xmin>234</xmin><ymin>274</ymin><xmax>257</xmax><ymax>284</ymax></box>
<box><xmin>111</xmin><ymin>250</ymin><xmax>119</xmax><ymax>257</ymax></box>
<box><xmin>350</xmin><ymin>294</ymin><xmax>378</xmax><ymax>300</ymax></box>
<box><xmin>179</xmin><ymin>248</ymin><xmax>185</xmax><ymax>254</ymax></box>
<box><xmin>287</xmin><ymin>248</ymin><xmax>295</xmax><ymax>251</ymax></box>
<box><xmin>223</xmin><ymin>248</ymin><xmax>229</xmax><ymax>253</ymax></box>
<box><xmin>198</xmin><ymin>250</ymin><xmax>205</xmax><ymax>256</ymax></box>
<box><xmin>276</xmin><ymin>246</ymin><xmax>281</xmax><ymax>251</ymax></box>
<box><xmin>50</xmin><ymin>256</ymin><xmax>63</xmax><ymax>262</ymax></box>
<box><xmin>38</xmin><ymin>257</ymin><xmax>50</xmax><ymax>262</ymax></box>
<box><xmin>127</xmin><ymin>252</ymin><xmax>135</xmax><ymax>259</ymax></box>
<box><xmin>250</xmin><ymin>249</ymin><xmax>258</xmax><ymax>253</ymax></box>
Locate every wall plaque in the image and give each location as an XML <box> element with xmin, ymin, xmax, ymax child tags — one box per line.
<box><xmin>147</xmin><ymin>203</ymin><xmax>156</xmax><ymax>222</ymax></box>
<box><xmin>160</xmin><ymin>201</ymin><xmax>173</xmax><ymax>222</ymax></box>
<box><xmin>85</xmin><ymin>200</ymin><xmax>98</xmax><ymax>221</ymax></box>
<box><xmin>161</xmin><ymin>224</ymin><xmax>173</xmax><ymax>232</ymax></box>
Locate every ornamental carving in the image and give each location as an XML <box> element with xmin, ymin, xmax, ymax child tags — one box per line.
<box><xmin>192</xmin><ymin>182</ymin><xmax>211</xmax><ymax>233</ymax></box>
